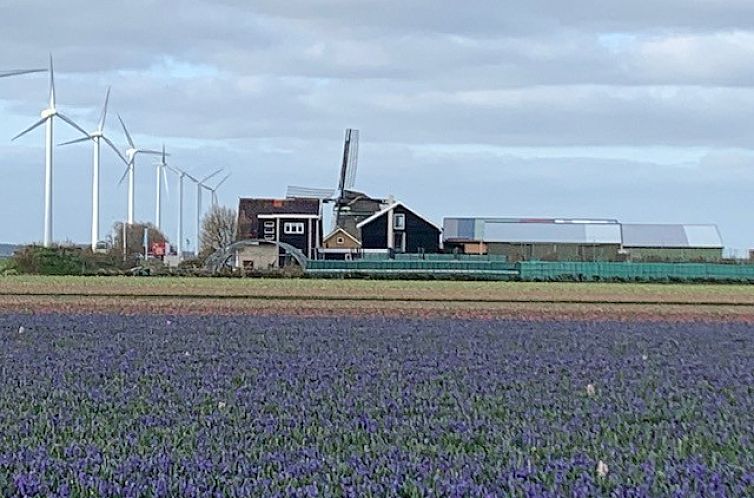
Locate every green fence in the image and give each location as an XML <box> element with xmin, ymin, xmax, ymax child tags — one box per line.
<box><xmin>307</xmin><ymin>257</ymin><xmax>517</xmax><ymax>277</ymax></box>
<box><xmin>305</xmin><ymin>257</ymin><xmax>754</xmax><ymax>282</ymax></box>
<box><xmin>518</xmin><ymin>262</ymin><xmax>754</xmax><ymax>282</ymax></box>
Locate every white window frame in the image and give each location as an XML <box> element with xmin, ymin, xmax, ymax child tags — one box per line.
<box><xmin>394</xmin><ymin>213</ymin><xmax>406</xmax><ymax>230</ymax></box>
<box><xmin>283</xmin><ymin>222</ymin><xmax>305</xmax><ymax>235</ymax></box>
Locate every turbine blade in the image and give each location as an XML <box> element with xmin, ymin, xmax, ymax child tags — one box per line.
<box><xmin>162</xmin><ymin>166</ymin><xmax>170</xmax><ymax>197</ymax></box>
<box><xmin>56</xmin><ymin>113</ymin><xmax>91</xmax><ymax>139</ymax></box>
<box><xmin>117</xmin><ymin>165</ymin><xmax>130</xmax><ymax>187</ymax></box>
<box><xmin>58</xmin><ymin>136</ymin><xmax>92</xmax><ymax>147</ymax></box>
<box><xmin>165</xmin><ymin>164</ymin><xmax>181</xmax><ymax>176</ymax></box>
<box><xmin>12</xmin><ymin>117</ymin><xmax>47</xmax><ymax>141</ymax></box>
<box><xmin>200</xmin><ymin>168</ymin><xmax>222</xmax><ymax>184</ymax></box>
<box><xmin>184</xmin><ymin>172</ymin><xmax>199</xmax><ymax>183</ymax></box>
<box><xmin>0</xmin><ymin>68</ymin><xmax>46</xmax><ymax>78</ymax></box>
<box><xmin>117</xmin><ymin>114</ymin><xmax>135</xmax><ymax>148</ymax></box>
<box><xmin>102</xmin><ymin>136</ymin><xmax>129</xmax><ymax>165</ymax></box>
<box><xmin>214</xmin><ymin>173</ymin><xmax>231</xmax><ymax>189</ymax></box>
<box><xmin>48</xmin><ymin>54</ymin><xmax>55</xmax><ymax>108</ymax></box>
<box><xmin>138</xmin><ymin>149</ymin><xmax>163</xmax><ymax>156</ymax></box>
<box><xmin>97</xmin><ymin>86</ymin><xmax>111</xmax><ymax>133</ymax></box>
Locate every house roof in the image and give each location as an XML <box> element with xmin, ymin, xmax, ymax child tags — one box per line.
<box><xmin>323</xmin><ymin>227</ymin><xmax>361</xmax><ymax>246</ymax></box>
<box><xmin>622</xmin><ymin>224</ymin><xmax>723</xmax><ymax>248</ymax></box>
<box><xmin>356</xmin><ymin>201</ymin><xmax>441</xmax><ymax>231</ymax></box>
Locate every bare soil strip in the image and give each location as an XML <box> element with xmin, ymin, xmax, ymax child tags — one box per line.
<box><xmin>1</xmin><ymin>294</ymin><xmax>752</xmax><ymax>323</ymax></box>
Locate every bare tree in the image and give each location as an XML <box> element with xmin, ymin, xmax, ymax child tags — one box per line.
<box><xmin>111</xmin><ymin>222</ymin><xmax>168</xmax><ymax>265</ymax></box>
<box><xmin>200</xmin><ymin>205</ymin><xmax>237</xmax><ymax>257</ymax></box>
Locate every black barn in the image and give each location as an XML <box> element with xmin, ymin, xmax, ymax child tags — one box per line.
<box><xmin>356</xmin><ymin>201</ymin><xmax>440</xmax><ymax>253</ymax></box>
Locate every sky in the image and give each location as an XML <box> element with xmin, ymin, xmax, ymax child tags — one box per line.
<box><xmin>1</xmin><ymin>0</ymin><xmax>753</xmax><ymax>255</ymax></box>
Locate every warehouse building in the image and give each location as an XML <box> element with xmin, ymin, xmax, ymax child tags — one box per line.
<box><xmin>443</xmin><ymin>218</ymin><xmax>623</xmax><ymax>262</ymax></box>
<box><xmin>621</xmin><ymin>224</ymin><xmax>723</xmax><ymax>262</ymax></box>
<box><xmin>444</xmin><ymin>217</ymin><xmax>725</xmax><ymax>263</ymax></box>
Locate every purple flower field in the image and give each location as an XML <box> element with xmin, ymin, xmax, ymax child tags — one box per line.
<box><xmin>1</xmin><ymin>313</ymin><xmax>753</xmax><ymax>497</ymax></box>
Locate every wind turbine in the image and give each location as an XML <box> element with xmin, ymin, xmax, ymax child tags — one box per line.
<box><xmin>116</xmin><ymin>114</ymin><xmax>162</xmax><ymax>225</ymax></box>
<box><xmin>58</xmin><ymin>87</ymin><xmax>128</xmax><ymax>250</ymax></box>
<box><xmin>187</xmin><ymin>168</ymin><xmax>222</xmax><ymax>256</ymax></box>
<box><xmin>12</xmin><ymin>55</ymin><xmax>90</xmax><ymax>247</ymax></box>
<box><xmin>201</xmin><ymin>172</ymin><xmax>231</xmax><ymax>206</ymax></box>
<box><xmin>153</xmin><ymin>144</ymin><xmax>170</xmax><ymax>230</ymax></box>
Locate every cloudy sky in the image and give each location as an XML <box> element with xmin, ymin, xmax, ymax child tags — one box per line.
<box><xmin>1</xmin><ymin>0</ymin><xmax>753</xmax><ymax>254</ymax></box>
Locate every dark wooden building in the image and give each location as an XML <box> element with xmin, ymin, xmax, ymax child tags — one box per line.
<box><xmin>236</xmin><ymin>198</ymin><xmax>322</xmax><ymax>261</ymax></box>
<box><xmin>356</xmin><ymin>201</ymin><xmax>441</xmax><ymax>253</ymax></box>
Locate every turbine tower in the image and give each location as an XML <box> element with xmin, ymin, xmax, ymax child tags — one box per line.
<box><xmin>12</xmin><ymin>55</ymin><xmax>90</xmax><ymax>247</ymax></box>
<box><xmin>59</xmin><ymin>87</ymin><xmax>128</xmax><ymax>250</ymax></box>
<box><xmin>153</xmin><ymin>145</ymin><xmax>170</xmax><ymax>230</ymax></box>
<box><xmin>116</xmin><ymin>115</ymin><xmax>161</xmax><ymax>225</ymax></box>
<box><xmin>187</xmin><ymin>169</ymin><xmax>222</xmax><ymax>256</ymax></box>
<box><xmin>166</xmin><ymin>165</ymin><xmax>192</xmax><ymax>261</ymax></box>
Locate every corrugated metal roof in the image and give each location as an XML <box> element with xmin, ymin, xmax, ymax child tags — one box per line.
<box><xmin>443</xmin><ymin>218</ymin><xmax>723</xmax><ymax>248</ymax></box>
<box><xmin>482</xmin><ymin>221</ymin><xmax>622</xmax><ymax>244</ymax></box>
<box><xmin>443</xmin><ymin>217</ymin><xmax>621</xmax><ymax>244</ymax></box>
<box><xmin>622</xmin><ymin>224</ymin><xmax>722</xmax><ymax>248</ymax></box>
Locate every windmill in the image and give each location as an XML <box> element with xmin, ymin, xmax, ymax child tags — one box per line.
<box><xmin>58</xmin><ymin>87</ymin><xmax>129</xmax><ymax>250</ymax></box>
<box><xmin>116</xmin><ymin>114</ymin><xmax>162</xmax><ymax>225</ymax></box>
<box><xmin>286</xmin><ymin>128</ymin><xmax>360</xmax><ymax>228</ymax></box>
<box><xmin>152</xmin><ymin>144</ymin><xmax>170</xmax><ymax>230</ymax></box>
<box><xmin>201</xmin><ymin>172</ymin><xmax>231</xmax><ymax>206</ymax></box>
<box><xmin>12</xmin><ymin>55</ymin><xmax>91</xmax><ymax>247</ymax></box>
<box><xmin>186</xmin><ymin>168</ymin><xmax>223</xmax><ymax>256</ymax></box>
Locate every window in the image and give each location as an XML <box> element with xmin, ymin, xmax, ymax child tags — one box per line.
<box><xmin>393</xmin><ymin>213</ymin><xmax>405</xmax><ymax>230</ymax></box>
<box><xmin>336</xmin><ymin>236</ymin><xmax>345</xmax><ymax>245</ymax></box>
<box><xmin>284</xmin><ymin>222</ymin><xmax>305</xmax><ymax>235</ymax></box>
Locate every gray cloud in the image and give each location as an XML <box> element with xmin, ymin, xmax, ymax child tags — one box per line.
<box><xmin>1</xmin><ymin>0</ymin><xmax>754</xmax><ymax>251</ymax></box>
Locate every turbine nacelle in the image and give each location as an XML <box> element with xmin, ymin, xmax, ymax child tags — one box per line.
<box><xmin>40</xmin><ymin>108</ymin><xmax>56</xmax><ymax>119</ymax></box>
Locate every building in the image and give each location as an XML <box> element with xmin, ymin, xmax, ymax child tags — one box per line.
<box><xmin>444</xmin><ymin>217</ymin><xmax>725</xmax><ymax>263</ymax></box>
<box><xmin>621</xmin><ymin>224</ymin><xmax>723</xmax><ymax>262</ymax></box>
<box><xmin>236</xmin><ymin>198</ymin><xmax>323</xmax><ymax>267</ymax></box>
<box><xmin>356</xmin><ymin>201</ymin><xmax>441</xmax><ymax>253</ymax></box>
<box><xmin>443</xmin><ymin>217</ymin><xmax>623</xmax><ymax>262</ymax></box>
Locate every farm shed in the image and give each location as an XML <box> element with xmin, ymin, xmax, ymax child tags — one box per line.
<box><xmin>443</xmin><ymin>217</ymin><xmax>622</xmax><ymax>262</ymax></box>
<box><xmin>621</xmin><ymin>224</ymin><xmax>723</xmax><ymax>262</ymax></box>
<box><xmin>356</xmin><ymin>201</ymin><xmax>441</xmax><ymax>254</ymax></box>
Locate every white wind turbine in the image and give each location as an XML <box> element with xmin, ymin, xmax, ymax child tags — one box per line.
<box><xmin>12</xmin><ymin>55</ymin><xmax>91</xmax><ymax>247</ymax></box>
<box><xmin>187</xmin><ymin>168</ymin><xmax>222</xmax><ymax>256</ymax></box>
<box><xmin>58</xmin><ymin>87</ymin><xmax>128</xmax><ymax>250</ymax></box>
<box><xmin>153</xmin><ymin>144</ymin><xmax>170</xmax><ymax>230</ymax></box>
<box><xmin>116</xmin><ymin>115</ymin><xmax>162</xmax><ymax>225</ymax></box>
<box><xmin>201</xmin><ymin>172</ymin><xmax>231</xmax><ymax>206</ymax></box>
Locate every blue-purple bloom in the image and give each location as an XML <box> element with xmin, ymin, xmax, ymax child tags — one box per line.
<box><xmin>0</xmin><ymin>313</ymin><xmax>752</xmax><ymax>497</ymax></box>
